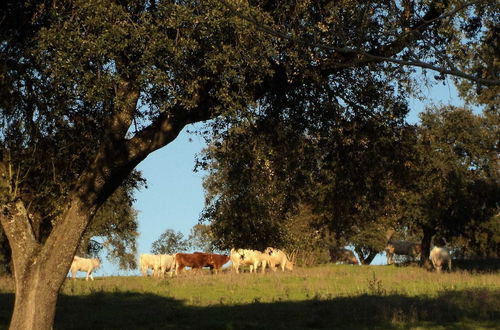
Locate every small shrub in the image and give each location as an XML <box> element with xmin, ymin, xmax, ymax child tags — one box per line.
<box><xmin>367</xmin><ymin>272</ymin><xmax>386</xmax><ymax>295</ymax></box>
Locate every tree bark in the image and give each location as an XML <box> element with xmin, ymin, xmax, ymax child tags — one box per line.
<box><xmin>361</xmin><ymin>251</ymin><xmax>378</xmax><ymax>265</ymax></box>
<box><xmin>1</xmin><ymin>198</ymin><xmax>93</xmax><ymax>330</ymax></box>
<box><xmin>420</xmin><ymin>226</ymin><xmax>435</xmax><ymax>268</ymax></box>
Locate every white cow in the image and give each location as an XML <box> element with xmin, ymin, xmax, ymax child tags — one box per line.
<box><xmin>159</xmin><ymin>254</ymin><xmax>176</xmax><ymax>277</ymax></box>
<box><xmin>70</xmin><ymin>256</ymin><xmax>100</xmax><ymax>281</ymax></box>
<box><xmin>230</xmin><ymin>249</ymin><xmax>268</xmax><ymax>274</ymax></box>
<box><xmin>140</xmin><ymin>254</ymin><xmax>176</xmax><ymax>277</ymax></box>
<box><xmin>264</xmin><ymin>247</ymin><xmax>294</xmax><ymax>272</ymax></box>
<box><xmin>430</xmin><ymin>247</ymin><xmax>452</xmax><ymax>273</ymax></box>
<box><xmin>140</xmin><ymin>253</ymin><xmax>161</xmax><ymax>277</ymax></box>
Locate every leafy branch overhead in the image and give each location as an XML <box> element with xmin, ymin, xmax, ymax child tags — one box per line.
<box><xmin>220</xmin><ymin>0</ymin><xmax>499</xmax><ymax>89</ymax></box>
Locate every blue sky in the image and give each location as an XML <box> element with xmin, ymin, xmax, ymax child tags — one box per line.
<box><xmin>98</xmin><ymin>82</ymin><xmax>464</xmax><ymax>276</ymax></box>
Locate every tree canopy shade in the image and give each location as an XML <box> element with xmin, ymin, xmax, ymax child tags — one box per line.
<box><xmin>0</xmin><ymin>0</ymin><xmax>498</xmax><ymax>329</ymax></box>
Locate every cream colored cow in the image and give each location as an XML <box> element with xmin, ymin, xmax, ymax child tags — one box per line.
<box><xmin>230</xmin><ymin>249</ymin><xmax>268</xmax><ymax>273</ymax></box>
<box><xmin>430</xmin><ymin>247</ymin><xmax>452</xmax><ymax>273</ymax></box>
<box><xmin>70</xmin><ymin>256</ymin><xmax>100</xmax><ymax>281</ymax></box>
<box><xmin>264</xmin><ymin>247</ymin><xmax>294</xmax><ymax>272</ymax></box>
<box><xmin>159</xmin><ymin>254</ymin><xmax>176</xmax><ymax>277</ymax></box>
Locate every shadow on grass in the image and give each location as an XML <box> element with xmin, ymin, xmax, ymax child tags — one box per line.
<box><xmin>0</xmin><ymin>289</ymin><xmax>498</xmax><ymax>329</ymax></box>
<box><xmin>453</xmin><ymin>258</ymin><xmax>500</xmax><ymax>273</ymax></box>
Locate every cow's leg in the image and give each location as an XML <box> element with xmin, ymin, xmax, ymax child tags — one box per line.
<box><xmin>72</xmin><ymin>270</ymin><xmax>77</xmax><ymax>280</ymax></box>
<box><xmin>261</xmin><ymin>260</ymin><xmax>267</xmax><ymax>274</ymax></box>
<box><xmin>89</xmin><ymin>271</ymin><xmax>94</xmax><ymax>281</ymax></box>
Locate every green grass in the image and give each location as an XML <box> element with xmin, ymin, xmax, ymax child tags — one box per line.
<box><xmin>1</xmin><ymin>264</ymin><xmax>499</xmax><ymax>329</ymax></box>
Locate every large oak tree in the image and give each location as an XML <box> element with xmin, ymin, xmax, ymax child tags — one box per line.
<box><xmin>0</xmin><ymin>0</ymin><xmax>498</xmax><ymax>329</ymax></box>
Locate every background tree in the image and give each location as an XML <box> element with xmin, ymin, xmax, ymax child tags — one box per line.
<box><xmin>77</xmin><ymin>172</ymin><xmax>145</xmax><ymax>270</ymax></box>
<box><xmin>0</xmin><ymin>174</ymin><xmax>143</xmax><ymax>274</ymax></box>
<box><xmin>1</xmin><ymin>0</ymin><xmax>498</xmax><ymax>328</ymax></box>
<box><xmin>187</xmin><ymin>224</ymin><xmax>217</xmax><ymax>253</ymax></box>
<box><xmin>151</xmin><ymin>229</ymin><xmax>189</xmax><ymax>255</ymax></box>
<box><xmin>400</xmin><ymin>106</ymin><xmax>499</xmax><ymax>262</ymax></box>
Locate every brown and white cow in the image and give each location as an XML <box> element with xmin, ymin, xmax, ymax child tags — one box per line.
<box><xmin>329</xmin><ymin>247</ymin><xmax>359</xmax><ymax>265</ymax></box>
<box><xmin>70</xmin><ymin>256</ymin><xmax>100</xmax><ymax>281</ymax></box>
<box><xmin>264</xmin><ymin>247</ymin><xmax>294</xmax><ymax>272</ymax></box>
<box><xmin>230</xmin><ymin>249</ymin><xmax>268</xmax><ymax>274</ymax></box>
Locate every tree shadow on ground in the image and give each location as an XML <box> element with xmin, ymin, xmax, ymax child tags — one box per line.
<box><xmin>0</xmin><ymin>289</ymin><xmax>498</xmax><ymax>329</ymax></box>
<box><xmin>453</xmin><ymin>258</ymin><xmax>500</xmax><ymax>273</ymax></box>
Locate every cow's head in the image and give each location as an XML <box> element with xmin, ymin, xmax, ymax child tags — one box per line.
<box><xmin>385</xmin><ymin>243</ymin><xmax>395</xmax><ymax>254</ymax></box>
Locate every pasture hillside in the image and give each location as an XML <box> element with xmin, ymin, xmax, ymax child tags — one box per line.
<box><xmin>1</xmin><ymin>264</ymin><xmax>499</xmax><ymax>329</ymax></box>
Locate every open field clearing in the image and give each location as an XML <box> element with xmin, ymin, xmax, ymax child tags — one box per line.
<box><xmin>1</xmin><ymin>264</ymin><xmax>499</xmax><ymax>329</ymax></box>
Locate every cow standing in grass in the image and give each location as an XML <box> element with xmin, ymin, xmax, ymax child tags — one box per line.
<box><xmin>140</xmin><ymin>254</ymin><xmax>160</xmax><ymax>277</ymax></box>
<box><xmin>175</xmin><ymin>253</ymin><xmax>212</xmax><ymax>275</ymax></box>
<box><xmin>159</xmin><ymin>254</ymin><xmax>177</xmax><ymax>277</ymax></box>
<box><xmin>203</xmin><ymin>253</ymin><xmax>230</xmax><ymax>274</ymax></box>
<box><xmin>70</xmin><ymin>256</ymin><xmax>100</xmax><ymax>281</ymax></box>
<box><xmin>230</xmin><ymin>249</ymin><xmax>269</xmax><ymax>274</ymax></box>
<box><xmin>264</xmin><ymin>247</ymin><xmax>294</xmax><ymax>272</ymax></box>
<box><xmin>140</xmin><ymin>254</ymin><xmax>176</xmax><ymax>277</ymax></box>
<box><xmin>430</xmin><ymin>247</ymin><xmax>452</xmax><ymax>273</ymax></box>
<box><xmin>385</xmin><ymin>240</ymin><xmax>422</xmax><ymax>265</ymax></box>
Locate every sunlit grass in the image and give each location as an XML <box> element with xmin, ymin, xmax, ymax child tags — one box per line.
<box><xmin>1</xmin><ymin>264</ymin><xmax>499</xmax><ymax>329</ymax></box>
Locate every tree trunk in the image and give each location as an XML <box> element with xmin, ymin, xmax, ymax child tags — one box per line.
<box><xmin>361</xmin><ymin>251</ymin><xmax>378</xmax><ymax>265</ymax></box>
<box><xmin>1</xmin><ymin>199</ymin><xmax>93</xmax><ymax>330</ymax></box>
<box><xmin>420</xmin><ymin>226</ymin><xmax>435</xmax><ymax>268</ymax></box>
<box><xmin>9</xmin><ymin>263</ymin><xmax>59</xmax><ymax>329</ymax></box>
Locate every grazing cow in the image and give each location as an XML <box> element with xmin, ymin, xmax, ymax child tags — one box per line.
<box><xmin>70</xmin><ymin>256</ymin><xmax>100</xmax><ymax>281</ymax></box>
<box><xmin>140</xmin><ymin>254</ymin><xmax>161</xmax><ymax>277</ymax></box>
<box><xmin>430</xmin><ymin>247</ymin><xmax>452</xmax><ymax>273</ymax></box>
<box><xmin>385</xmin><ymin>240</ymin><xmax>422</xmax><ymax>265</ymax></box>
<box><xmin>230</xmin><ymin>249</ymin><xmax>268</xmax><ymax>274</ymax></box>
<box><xmin>159</xmin><ymin>254</ymin><xmax>177</xmax><ymax>277</ymax></box>
<box><xmin>175</xmin><ymin>253</ymin><xmax>211</xmax><ymax>275</ymax></box>
<box><xmin>264</xmin><ymin>247</ymin><xmax>294</xmax><ymax>272</ymax></box>
<box><xmin>329</xmin><ymin>247</ymin><xmax>359</xmax><ymax>265</ymax></box>
<box><xmin>205</xmin><ymin>253</ymin><xmax>231</xmax><ymax>274</ymax></box>
<box><xmin>192</xmin><ymin>252</ymin><xmax>230</xmax><ymax>273</ymax></box>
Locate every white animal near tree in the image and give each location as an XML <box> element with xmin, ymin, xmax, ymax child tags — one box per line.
<box><xmin>430</xmin><ymin>247</ymin><xmax>452</xmax><ymax>273</ymax></box>
<box><xmin>264</xmin><ymin>247</ymin><xmax>294</xmax><ymax>272</ymax></box>
<box><xmin>140</xmin><ymin>253</ymin><xmax>161</xmax><ymax>277</ymax></box>
<box><xmin>159</xmin><ymin>254</ymin><xmax>176</xmax><ymax>277</ymax></box>
<box><xmin>140</xmin><ymin>253</ymin><xmax>176</xmax><ymax>277</ymax></box>
<box><xmin>70</xmin><ymin>256</ymin><xmax>100</xmax><ymax>281</ymax></box>
<box><xmin>230</xmin><ymin>249</ymin><xmax>268</xmax><ymax>274</ymax></box>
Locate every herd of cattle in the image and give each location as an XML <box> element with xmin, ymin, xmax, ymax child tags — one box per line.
<box><xmin>139</xmin><ymin>247</ymin><xmax>294</xmax><ymax>278</ymax></box>
<box><xmin>69</xmin><ymin>243</ymin><xmax>452</xmax><ymax>280</ymax></box>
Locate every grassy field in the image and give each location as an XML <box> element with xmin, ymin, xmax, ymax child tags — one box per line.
<box><xmin>0</xmin><ymin>264</ymin><xmax>499</xmax><ymax>329</ymax></box>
